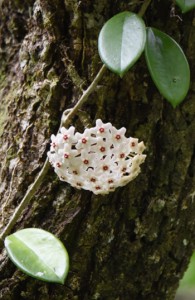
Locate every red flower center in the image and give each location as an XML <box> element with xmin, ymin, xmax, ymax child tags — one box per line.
<box><xmin>90</xmin><ymin>178</ymin><xmax>96</xmax><ymax>182</ymax></box>
<box><xmin>100</xmin><ymin>146</ymin><xmax>106</xmax><ymax>152</ymax></box>
<box><xmin>63</xmin><ymin>135</ymin><xmax>68</xmax><ymax>140</ymax></box>
<box><xmin>82</xmin><ymin>138</ymin><xmax>87</xmax><ymax>144</ymax></box>
<box><xmin>99</xmin><ymin>128</ymin><xmax>104</xmax><ymax>133</ymax></box>
<box><xmin>103</xmin><ymin>165</ymin><xmax>108</xmax><ymax>171</ymax></box>
<box><xmin>95</xmin><ymin>186</ymin><xmax>101</xmax><ymax>190</ymax></box>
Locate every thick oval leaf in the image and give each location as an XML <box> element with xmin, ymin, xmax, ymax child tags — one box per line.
<box><xmin>98</xmin><ymin>11</ymin><xmax>146</xmax><ymax>77</ymax></box>
<box><xmin>176</xmin><ymin>0</ymin><xmax>195</xmax><ymax>13</ymax></box>
<box><xmin>145</xmin><ymin>27</ymin><xmax>190</xmax><ymax>107</ymax></box>
<box><xmin>5</xmin><ymin>228</ymin><xmax>69</xmax><ymax>284</ymax></box>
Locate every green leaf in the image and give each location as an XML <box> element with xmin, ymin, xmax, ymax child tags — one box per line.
<box><xmin>176</xmin><ymin>0</ymin><xmax>195</xmax><ymax>13</ymax></box>
<box><xmin>5</xmin><ymin>228</ymin><xmax>69</xmax><ymax>284</ymax></box>
<box><xmin>98</xmin><ymin>11</ymin><xmax>146</xmax><ymax>77</ymax></box>
<box><xmin>145</xmin><ymin>27</ymin><xmax>190</xmax><ymax>107</ymax></box>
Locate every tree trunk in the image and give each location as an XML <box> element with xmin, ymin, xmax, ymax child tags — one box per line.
<box><xmin>0</xmin><ymin>1</ymin><xmax>195</xmax><ymax>299</ymax></box>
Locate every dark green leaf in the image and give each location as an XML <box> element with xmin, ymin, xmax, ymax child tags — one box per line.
<box><xmin>5</xmin><ymin>228</ymin><xmax>69</xmax><ymax>284</ymax></box>
<box><xmin>145</xmin><ymin>27</ymin><xmax>190</xmax><ymax>107</ymax></box>
<box><xmin>176</xmin><ymin>0</ymin><xmax>195</xmax><ymax>13</ymax></box>
<box><xmin>98</xmin><ymin>11</ymin><xmax>146</xmax><ymax>77</ymax></box>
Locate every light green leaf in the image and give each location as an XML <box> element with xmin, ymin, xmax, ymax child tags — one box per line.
<box><xmin>176</xmin><ymin>0</ymin><xmax>195</xmax><ymax>13</ymax></box>
<box><xmin>5</xmin><ymin>228</ymin><xmax>69</xmax><ymax>284</ymax></box>
<box><xmin>145</xmin><ymin>27</ymin><xmax>190</xmax><ymax>108</ymax></box>
<box><xmin>98</xmin><ymin>11</ymin><xmax>146</xmax><ymax>77</ymax></box>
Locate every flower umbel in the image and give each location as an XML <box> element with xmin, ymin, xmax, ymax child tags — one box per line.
<box><xmin>48</xmin><ymin>119</ymin><xmax>146</xmax><ymax>195</ymax></box>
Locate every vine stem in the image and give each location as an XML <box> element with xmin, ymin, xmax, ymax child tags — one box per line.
<box><xmin>62</xmin><ymin>64</ymin><xmax>107</xmax><ymax>127</ymax></box>
<box><xmin>138</xmin><ymin>0</ymin><xmax>152</xmax><ymax>17</ymax></box>
<box><xmin>0</xmin><ymin>64</ymin><xmax>107</xmax><ymax>247</ymax></box>
<box><xmin>0</xmin><ymin>159</ymin><xmax>50</xmax><ymax>247</ymax></box>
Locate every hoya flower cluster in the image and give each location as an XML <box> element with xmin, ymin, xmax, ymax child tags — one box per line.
<box><xmin>48</xmin><ymin>119</ymin><xmax>146</xmax><ymax>195</ymax></box>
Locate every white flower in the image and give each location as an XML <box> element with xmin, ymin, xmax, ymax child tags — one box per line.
<box><xmin>47</xmin><ymin>119</ymin><xmax>146</xmax><ymax>195</ymax></box>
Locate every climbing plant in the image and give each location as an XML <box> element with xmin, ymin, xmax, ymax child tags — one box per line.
<box><xmin>1</xmin><ymin>0</ymin><xmax>194</xmax><ymax>284</ymax></box>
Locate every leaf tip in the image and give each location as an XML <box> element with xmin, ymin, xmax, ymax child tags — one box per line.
<box><xmin>119</xmin><ymin>72</ymin><xmax>125</xmax><ymax>79</ymax></box>
<box><xmin>171</xmin><ymin>103</ymin><xmax>178</xmax><ymax>109</ymax></box>
<box><xmin>60</xmin><ymin>278</ymin><xmax>66</xmax><ymax>285</ymax></box>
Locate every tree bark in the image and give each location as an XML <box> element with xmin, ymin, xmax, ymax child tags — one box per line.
<box><xmin>0</xmin><ymin>0</ymin><xmax>195</xmax><ymax>299</ymax></box>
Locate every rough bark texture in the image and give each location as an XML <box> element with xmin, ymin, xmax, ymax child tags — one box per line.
<box><xmin>0</xmin><ymin>0</ymin><xmax>195</xmax><ymax>299</ymax></box>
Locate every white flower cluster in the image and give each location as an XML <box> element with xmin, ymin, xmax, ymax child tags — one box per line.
<box><xmin>47</xmin><ymin>119</ymin><xmax>146</xmax><ymax>195</ymax></box>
